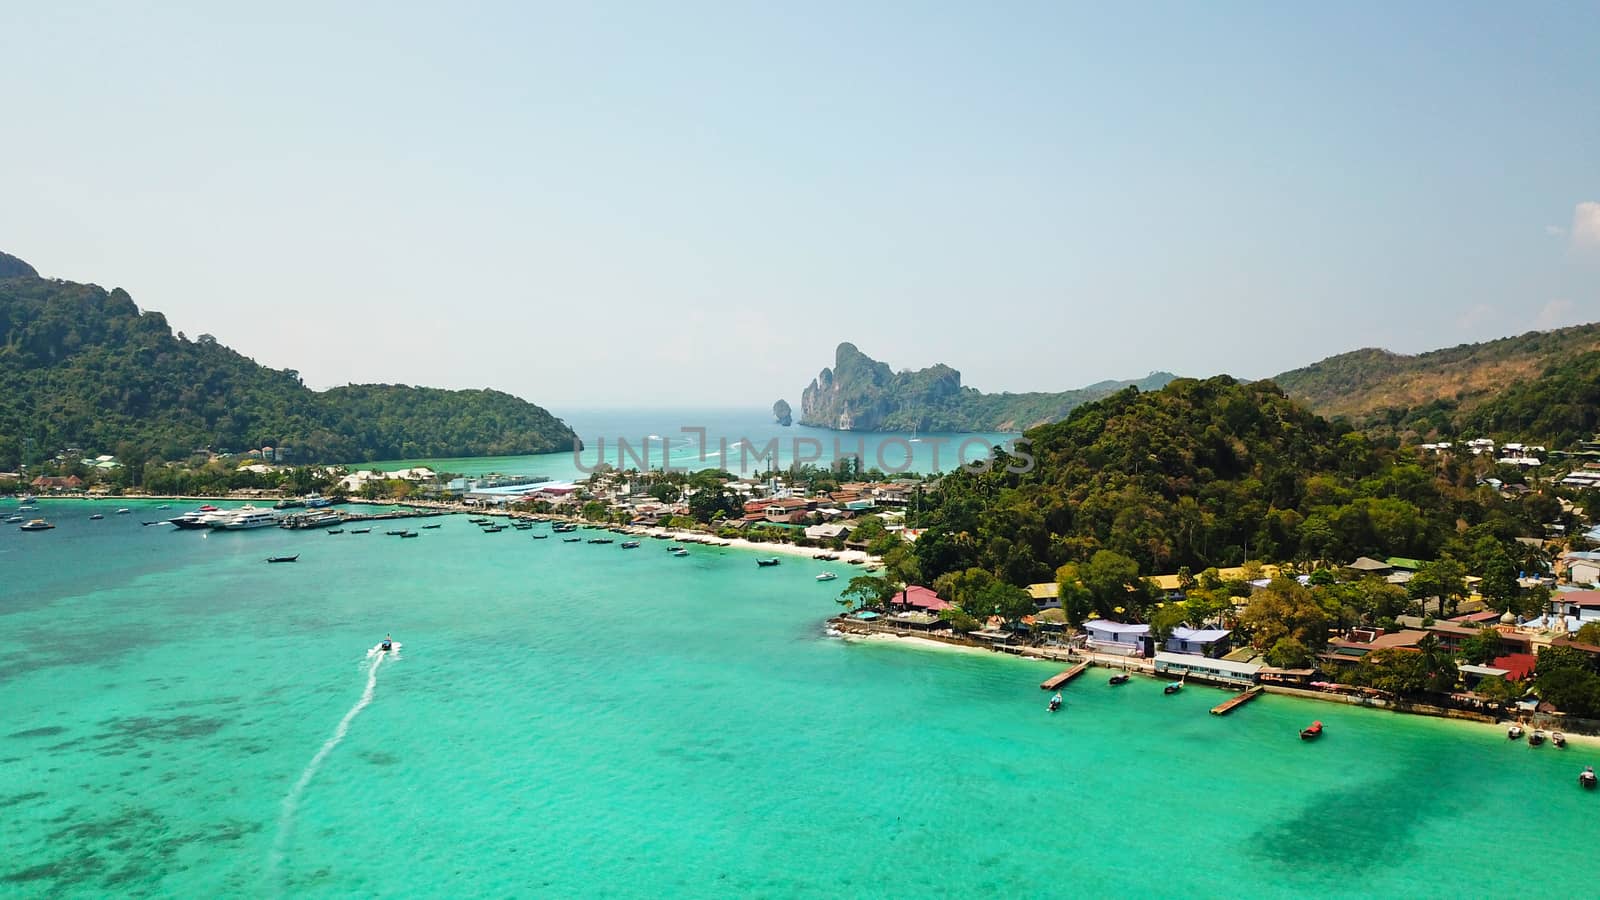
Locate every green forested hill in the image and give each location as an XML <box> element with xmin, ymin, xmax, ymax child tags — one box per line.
<box><xmin>793</xmin><ymin>341</ymin><xmax>1175</xmax><ymax>432</ymax></box>
<box><xmin>1271</xmin><ymin>323</ymin><xmax>1600</xmax><ymax>426</ymax></box>
<box><xmin>910</xmin><ymin>376</ymin><xmax>1552</xmax><ymax>585</ymax></box>
<box><xmin>0</xmin><ymin>257</ymin><xmax>576</xmax><ymax>468</ymax></box>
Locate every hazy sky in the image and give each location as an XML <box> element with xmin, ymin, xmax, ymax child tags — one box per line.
<box><xmin>2</xmin><ymin>2</ymin><xmax>1596</xmax><ymax>412</ymax></box>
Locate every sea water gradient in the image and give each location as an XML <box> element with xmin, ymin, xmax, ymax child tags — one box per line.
<box><xmin>1</xmin><ymin>500</ymin><xmax>1595</xmax><ymax>897</ymax></box>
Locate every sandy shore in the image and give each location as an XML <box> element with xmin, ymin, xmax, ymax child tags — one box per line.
<box><xmin>834</xmin><ymin>630</ymin><xmax>994</xmax><ymax>656</ymax></box>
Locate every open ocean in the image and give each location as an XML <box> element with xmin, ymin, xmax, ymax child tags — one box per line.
<box><xmin>2</xmin><ymin>499</ymin><xmax>1596</xmax><ymax>897</ymax></box>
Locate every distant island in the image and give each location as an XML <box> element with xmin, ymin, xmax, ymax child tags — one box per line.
<box><xmin>0</xmin><ymin>251</ymin><xmax>577</xmax><ymax>469</ymax></box>
<box><xmin>787</xmin><ymin>342</ymin><xmax>1175</xmax><ymax>432</ymax></box>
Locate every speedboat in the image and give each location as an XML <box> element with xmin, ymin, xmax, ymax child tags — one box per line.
<box><xmin>116</xmin><ymin>508</ymin><xmax>131</xmax><ymax>515</ymax></box>
<box><xmin>1047</xmin><ymin>693</ymin><xmax>1063</xmax><ymax>712</ymax></box>
<box><xmin>816</xmin><ymin>572</ymin><xmax>837</xmax><ymax>582</ymax></box>
<box><xmin>156</xmin><ymin>504</ymin><xmax>170</xmax><ymax>510</ymax></box>
<box><xmin>1108</xmin><ymin>674</ymin><xmax>1130</xmax><ymax>686</ymax></box>
<box><xmin>1508</xmin><ymin>725</ymin><xmax>1524</xmax><ymax>740</ymax></box>
<box><xmin>1553</xmin><ymin>732</ymin><xmax>1568</xmax><ymax>748</ymax></box>
<box><xmin>1583</xmin><ymin>766</ymin><xmax>1597</xmax><ymax>790</ymax></box>
<box><xmin>667</xmin><ymin>546</ymin><xmax>684</xmax><ymax>552</ymax></box>
<box><xmin>1300</xmin><ymin>721</ymin><xmax>1324</xmax><ymax>741</ymax></box>
<box><xmin>1163</xmin><ymin>681</ymin><xmax>1183</xmax><ymax>695</ymax></box>
<box><xmin>673</xmin><ymin>548</ymin><xmax>688</xmax><ymax>557</ymax></box>
<box><xmin>6</xmin><ymin>515</ymin><xmax>22</xmax><ymax>523</ymax></box>
<box><xmin>18</xmin><ymin>518</ymin><xmax>54</xmax><ymax>531</ymax></box>
<box><xmin>756</xmin><ymin>558</ymin><xmax>781</xmax><ymax>567</ymax></box>
<box><xmin>89</xmin><ymin>513</ymin><xmax>104</xmax><ymax>520</ymax></box>
<box><xmin>621</xmin><ymin>540</ymin><xmax>641</xmax><ymax>549</ymax></box>
<box><xmin>1530</xmin><ymin>729</ymin><xmax>1547</xmax><ymax>747</ymax></box>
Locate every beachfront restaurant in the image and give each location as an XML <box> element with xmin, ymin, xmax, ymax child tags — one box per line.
<box><xmin>1152</xmin><ymin>652</ymin><xmax>1262</xmax><ymax>687</ymax></box>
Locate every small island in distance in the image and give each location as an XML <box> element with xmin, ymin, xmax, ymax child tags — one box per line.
<box><xmin>782</xmin><ymin>341</ymin><xmax>1175</xmax><ymax>433</ymax></box>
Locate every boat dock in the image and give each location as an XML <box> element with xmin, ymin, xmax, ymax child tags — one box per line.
<box><xmin>1210</xmin><ymin>685</ymin><xmax>1264</xmax><ymax>716</ymax></box>
<box><xmin>279</xmin><ymin>509</ymin><xmax>448</xmax><ymax>529</ymax></box>
<box><xmin>1040</xmin><ymin>662</ymin><xmax>1089</xmax><ymax>691</ymax></box>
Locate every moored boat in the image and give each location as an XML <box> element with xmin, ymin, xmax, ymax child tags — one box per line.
<box><xmin>1108</xmin><ymin>674</ymin><xmax>1130</xmax><ymax>686</ymax></box>
<box><xmin>620</xmin><ymin>540</ymin><xmax>641</xmax><ymax>549</ymax></box>
<box><xmin>563</xmin><ymin>537</ymin><xmax>581</xmax><ymax>542</ymax></box>
<box><xmin>756</xmin><ymin>558</ymin><xmax>781</xmax><ymax>567</ymax></box>
<box><xmin>88</xmin><ymin>513</ymin><xmax>103</xmax><ymax>520</ymax></box>
<box><xmin>1300</xmin><ymin>721</ymin><xmax>1324</xmax><ymax>741</ymax></box>
<box><xmin>1508</xmin><ymin>725</ymin><xmax>1524</xmax><ymax>740</ymax></box>
<box><xmin>1582</xmin><ymin>766</ymin><xmax>1597</xmax><ymax>789</ymax></box>
<box><xmin>1554</xmin><ymin>732</ymin><xmax>1568</xmax><ymax>748</ymax></box>
<box><xmin>1163</xmin><ymin>681</ymin><xmax>1183</xmax><ymax>695</ymax></box>
<box><xmin>386</xmin><ymin>529</ymin><xmax>408</xmax><ymax>536</ymax></box>
<box><xmin>266</xmin><ymin>554</ymin><xmax>299</xmax><ymax>563</ymax></box>
<box><xmin>328</xmin><ymin>529</ymin><xmax>345</xmax><ymax>534</ymax></box>
<box><xmin>1047</xmin><ymin>692</ymin><xmax>1063</xmax><ymax>713</ymax></box>
<box><xmin>351</xmin><ymin>528</ymin><xmax>371</xmax><ymax>534</ymax></box>
<box><xmin>5</xmin><ymin>515</ymin><xmax>23</xmax><ymax>523</ymax></box>
<box><xmin>530</xmin><ymin>534</ymin><xmax>549</xmax><ymax>539</ymax></box>
<box><xmin>673</xmin><ymin>548</ymin><xmax>688</xmax><ymax>557</ymax></box>
<box><xmin>116</xmin><ymin>508</ymin><xmax>131</xmax><ymax>515</ymax></box>
<box><xmin>1530</xmin><ymin>729</ymin><xmax>1547</xmax><ymax>747</ymax></box>
<box><xmin>816</xmin><ymin>572</ymin><xmax>837</xmax><ymax>581</ymax></box>
<box><xmin>400</xmin><ymin>531</ymin><xmax>419</xmax><ymax>538</ymax></box>
<box><xmin>422</xmin><ymin>523</ymin><xmax>441</xmax><ymax>529</ymax></box>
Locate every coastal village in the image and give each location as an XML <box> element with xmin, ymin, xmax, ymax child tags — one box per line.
<box><xmin>13</xmin><ymin>433</ymin><xmax>1600</xmax><ymax>750</ymax></box>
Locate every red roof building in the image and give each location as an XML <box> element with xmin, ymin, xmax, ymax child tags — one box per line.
<box><xmin>1493</xmin><ymin>653</ymin><xmax>1537</xmax><ymax>681</ymax></box>
<box><xmin>894</xmin><ymin>585</ymin><xmax>951</xmax><ymax>612</ymax></box>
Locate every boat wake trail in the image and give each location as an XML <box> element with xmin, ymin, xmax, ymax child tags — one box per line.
<box><xmin>267</xmin><ymin>646</ymin><xmax>393</xmax><ymax>889</ymax></box>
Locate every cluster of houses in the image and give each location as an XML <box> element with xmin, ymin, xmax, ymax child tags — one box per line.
<box><xmin>1419</xmin><ymin>438</ymin><xmax>1545</xmax><ymax>467</ymax></box>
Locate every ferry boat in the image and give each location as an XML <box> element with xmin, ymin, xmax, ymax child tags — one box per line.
<box><xmin>303</xmin><ymin>493</ymin><xmax>332</xmax><ymax>508</ymax></box>
<box><xmin>18</xmin><ymin>518</ymin><xmax>54</xmax><ymax>531</ymax></box>
<box><xmin>221</xmin><ymin>508</ymin><xmax>280</xmax><ymax>530</ymax></box>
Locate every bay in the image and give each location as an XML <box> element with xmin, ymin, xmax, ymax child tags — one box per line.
<box><xmin>353</xmin><ymin>408</ymin><xmax>1018</xmax><ymax>480</ymax></box>
<box><xmin>1</xmin><ymin>499</ymin><xmax>1593</xmax><ymax>897</ymax></box>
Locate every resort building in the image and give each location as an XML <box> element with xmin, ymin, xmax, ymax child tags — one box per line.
<box><xmin>1152</xmin><ymin>652</ymin><xmax>1261</xmax><ymax>686</ymax></box>
<box><xmin>892</xmin><ymin>586</ymin><xmax>952</xmax><ymax>613</ymax></box>
<box><xmin>1026</xmin><ymin>582</ymin><xmax>1060</xmax><ymax>610</ymax></box>
<box><xmin>1083</xmin><ymin>619</ymin><xmax>1151</xmax><ymax>656</ymax></box>
<box><xmin>1548</xmin><ymin>590</ymin><xmax>1600</xmax><ymax>622</ymax></box>
<box><xmin>1165</xmin><ymin>627</ymin><xmax>1231</xmax><ymax>657</ymax></box>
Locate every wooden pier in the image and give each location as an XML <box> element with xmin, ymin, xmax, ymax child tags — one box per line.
<box><xmin>1210</xmin><ymin>685</ymin><xmax>1264</xmax><ymax>716</ymax></box>
<box><xmin>1040</xmin><ymin>661</ymin><xmax>1089</xmax><ymax>691</ymax></box>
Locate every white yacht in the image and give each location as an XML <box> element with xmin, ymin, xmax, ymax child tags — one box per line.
<box><xmin>219</xmin><ymin>507</ymin><xmax>280</xmax><ymax>530</ymax></box>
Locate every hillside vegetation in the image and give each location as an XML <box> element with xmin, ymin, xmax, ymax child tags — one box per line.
<box><xmin>1273</xmin><ymin>323</ymin><xmax>1600</xmax><ymax>426</ymax></box>
<box><xmin>0</xmin><ymin>256</ymin><xmax>576</xmax><ymax>469</ymax></box>
<box><xmin>910</xmin><ymin>376</ymin><xmax>1552</xmax><ymax>588</ymax></box>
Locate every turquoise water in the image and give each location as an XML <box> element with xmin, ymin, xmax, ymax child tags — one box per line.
<box><xmin>354</xmin><ymin>408</ymin><xmax>1017</xmax><ymax>479</ymax></box>
<box><xmin>3</xmin><ymin>500</ymin><xmax>1596</xmax><ymax>897</ymax></box>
